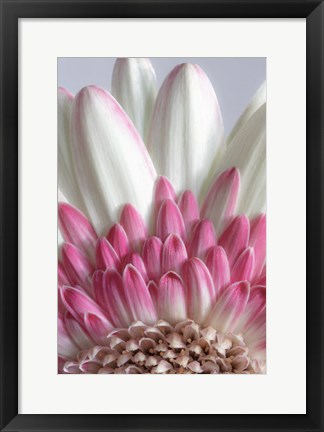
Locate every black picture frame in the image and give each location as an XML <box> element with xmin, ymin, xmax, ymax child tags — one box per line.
<box><xmin>1</xmin><ymin>1</ymin><xmax>323</xmax><ymax>431</ymax></box>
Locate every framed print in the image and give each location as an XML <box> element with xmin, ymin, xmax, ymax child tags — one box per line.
<box><xmin>0</xmin><ymin>0</ymin><xmax>323</xmax><ymax>431</ymax></box>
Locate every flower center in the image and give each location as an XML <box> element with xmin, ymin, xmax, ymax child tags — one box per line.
<box><xmin>63</xmin><ymin>319</ymin><xmax>265</xmax><ymax>374</ymax></box>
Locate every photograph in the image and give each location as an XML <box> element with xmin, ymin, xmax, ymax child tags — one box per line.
<box><xmin>57</xmin><ymin>57</ymin><xmax>267</xmax><ymax>375</ymax></box>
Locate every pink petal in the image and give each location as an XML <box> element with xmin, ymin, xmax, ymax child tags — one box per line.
<box><xmin>156</xmin><ymin>199</ymin><xmax>185</xmax><ymax>241</ymax></box>
<box><xmin>206</xmin><ymin>281</ymin><xmax>250</xmax><ymax>332</ymax></box>
<box><xmin>154</xmin><ymin>176</ymin><xmax>177</xmax><ymax>215</ymax></box>
<box><xmin>61</xmin><ymin>243</ymin><xmax>94</xmax><ymax>293</ymax></box>
<box><xmin>102</xmin><ymin>269</ymin><xmax>133</xmax><ymax>328</ymax></box>
<box><xmin>254</xmin><ymin>265</ymin><xmax>266</xmax><ymax>286</ymax></box>
<box><xmin>58</xmin><ymin>260</ymin><xmax>71</xmax><ymax>287</ymax></box>
<box><xmin>58</xmin><ymin>316</ymin><xmax>79</xmax><ymax>359</ymax></box>
<box><xmin>64</xmin><ymin>312</ymin><xmax>94</xmax><ymax>349</ymax></box>
<box><xmin>158</xmin><ymin>271</ymin><xmax>187</xmax><ymax>325</ymax></box>
<box><xmin>58</xmin><ymin>287</ymin><xmax>66</xmax><ymax>316</ymax></box>
<box><xmin>244</xmin><ymin>308</ymin><xmax>266</xmax><ymax>360</ymax></box>
<box><xmin>84</xmin><ymin>312</ymin><xmax>112</xmax><ymax>345</ymax></box>
<box><xmin>230</xmin><ymin>247</ymin><xmax>255</xmax><ymax>283</ymax></box>
<box><xmin>201</xmin><ymin>168</ymin><xmax>240</xmax><ymax>235</ymax></box>
<box><xmin>187</xmin><ymin>219</ymin><xmax>216</xmax><ymax>259</ymax></box>
<box><xmin>58</xmin><ymin>203</ymin><xmax>97</xmax><ymax>259</ymax></box>
<box><xmin>95</xmin><ymin>237</ymin><xmax>120</xmax><ymax>271</ymax></box>
<box><xmin>249</xmin><ymin>214</ymin><xmax>266</xmax><ymax>281</ymax></box>
<box><xmin>178</xmin><ymin>190</ymin><xmax>200</xmax><ymax>233</ymax></box>
<box><xmin>120</xmin><ymin>203</ymin><xmax>148</xmax><ymax>250</ymax></box>
<box><xmin>182</xmin><ymin>257</ymin><xmax>215</xmax><ymax>323</ymax></box>
<box><xmin>148</xmin><ymin>280</ymin><xmax>158</xmax><ymax>307</ymax></box>
<box><xmin>205</xmin><ymin>246</ymin><xmax>230</xmax><ymax>300</ymax></box>
<box><xmin>237</xmin><ymin>285</ymin><xmax>266</xmax><ymax>333</ymax></box>
<box><xmin>92</xmin><ymin>269</ymin><xmax>114</xmax><ymax>321</ymax></box>
<box><xmin>107</xmin><ymin>223</ymin><xmax>130</xmax><ymax>259</ymax></box>
<box><xmin>219</xmin><ymin>215</ymin><xmax>250</xmax><ymax>267</ymax></box>
<box><xmin>142</xmin><ymin>236</ymin><xmax>163</xmax><ymax>282</ymax></box>
<box><xmin>123</xmin><ymin>264</ymin><xmax>157</xmax><ymax>325</ymax></box>
<box><xmin>61</xmin><ymin>286</ymin><xmax>109</xmax><ymax>326</ymax></box>
<box><xmin>162</xmin><ymin>234</ymin><xmax>188</xmax><ymax>273</ymax></box>
<box><xmin>79</xmin><ymin>360</ymin><xmax>102</xmax><ymax>374</ymax></box>
<box><xmin>122</xmin><ymin>252</ymin><xmax>148</xmax><ymax>283</ymax></box>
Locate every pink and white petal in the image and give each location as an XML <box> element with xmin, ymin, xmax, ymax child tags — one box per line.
<box><xmin>58</xmin><ymin>287</ymin><xmax>66</xmax><ymax>316</ymax></box>
<box><xmin>103</xmin><ymin>269</ymin><xmax>134</xmax><ymax>328</ymax></box>
<box><xmin>154</xmin><ymin>176</ymin><xmax>177</xmax><ymax>216</ymax></box>
<box><xmin>58</xmin><ymin>202</ymin><xmax>97</xmax><ymax>259</ymax></box>
<box><xmin>64</xmin><ymin>312</ymin><xmax>94</xmax><ymax>350</ymax></box>
<box><xmin>79</xmin><ymin>360</ymin><xmax>102</xmax><ymax>374</ymax></box>
<box><xmin>201</xmin><ymin>168</ymin><xmax>240</xmax><ymax>236</ymax></box>
<box><xmin>92</xmin><ymin>270</ymin><xmax>113</xmax><ymax>319</ymax></box>
<box><xmin>249</xmin><ymin>214</ymin><xmax>266</xmax><ymax>281</ymax></box>
<box><xmin>61</xmin><ymin>286</ymin><xmax>109</xmax><ymax>326</ymax></box>
<box><xmin>63</xmin><ymin>361</ymin><xmax>81</xmax><ymax>374</ymax></box>
<box><xmin>142</xmin><ymin>236</ymin><xmax>163</xmax><ymax>282</ymax></box>
<box><xmin>84</xmin><ymin>313</ymin><xmax>112</xmax><ymax>345</ymax></box>
<box><xmin>244</xmin><ymin>309</ymin><xmax>266</xmax><ymax>360</ymax></box>
<box><xmin>123</xmin><ymin>264</ymin><xmax>157</xmax><ymax>325</ymax></box>
<box><xmin>148</xmin><ymin>280</ymin><xmax>158</xmax><ymax>308</ymax></box>
<box><xmin>71</xmin><ymin>86</ymin><xmax>156</xmax><ymax>235</ymax></box>
<box><xmin>156</xmin><ymin>199</ymin><xmax>185</xmax><ymax>241</ymax></box>
<box><xmin>148</xmin><ymin>63</ymin><xmax>224</xmax><ymax>198</ymax></box>
<box><xmin>205</xmin><ymin>246</ymin><xmax>230</xmax><ymax>300</ymax></box>
<box><xmin>162</xmin><ymin>234</ymin><xmax>188</xmax><ymax>273</ymax></box>
<box><xmin>124</xmin><ymin>252</ymin><xmax>148</xmax><ymax>283</ymax></box>
<box><xmin>236</xmin><ymin>285</ymin><xmax>266</xmax><ymax>334</ymax></box>
<box><xmin>58</xmin><ymin>260</ymin><xmax>71</xmax><ymax>287</ymax></box>
<box><xmin>182</xmin><ymin>258</ymin><xmax>216</xmax><ymax>324</ymax></box>
<box><xmin>58</xmin><ymin>316</ymin><xmax>79</xmax><ymax>359</ymax></box>
<box><xmin>206</xmin><ymin>281</ymin><xmax>250</xmax><ymax>333</ymax></box>
<box><xmin>58</xmin><ymin>88</ymin><xmax>86</xmax><ymax>213</ymax></box>
<box><xmin>178</xmin><ymin>190</ymin><xmax>200</xmax><ymax>233</ymax></box>
<box><xmin>120</xmin><ymin>204</ymin><xmax>148</xmax><ymax>250</ymax></box>
<box><xmin>158</xmin><ymin>271</ymin><xmax>187</xmax><ymax>325</ymax></box>
<box><xmin>217</xmin><ymin>103</ymin><xmax>266</xmax><ymax>217</ymax></box>
<box><xmin>95</xmin><ymin>237</ymin><xmax>120</xmax><ymax>271</ymax></box>
<box><xmin>111</xmin><ymin>58</ymin><xmax>157</xmax><ymax>141</ymax></box>
<box><xmin>254</xmin><ymin>265</ymin><xmax>266</xmax><ymax>286</ymax></box>
<box><xmin>107</xmin><ymin>223</ymin><xmax>129</xmax><ymax>260</ymax></box>
<box><xmin>219</xmin><ymin>215</ymin><xmax>250</xmax><ymax>267</ymax></box>
<box><xmin>230</xmin><ymin>247</ymin><xmax>255</xmax><ymax>283</ymax></box>
<box><xmin>61</xmin><ymin>243</ymin><xmax>94</xmax><ymax>293</ymax></box>
<box><xmin>187</xmin><ymin>219</ymin><xmax>216</xmax><ymax>259</ymax></box>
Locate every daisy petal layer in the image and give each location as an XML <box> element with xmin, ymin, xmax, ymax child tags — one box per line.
<box><xmin>148</xmin><ymin>63</ymin><xmax>224</xmax><ymax>197</ymax></box>
<box><xmin>217</xmin><ymin>104</ymin><xmax>266</xmax><ymax>217</ymax></box>
<box><xmin>182</xmin><ymin>258</ymin><xmax>215</xmax><ymax>323</ymax></box>
<box><xmin>206</xmin><ymin>281</ymin><xmax>250</xmax><ymax>333</ymax></box>
<box><xmin>111</xmin><ymin>58</ymin><xmax>157</xmax><ymax>141</ymax></box>
<box><xmin>201</xmin><ymin>168</ymin><xmax>240</xmax><ymax>236</ymax></box>
<box><xmin>58</xmin><ymin>203</ymin><xmax>97</xmax><ymax>259</ymax></box>
<box><xmin>71</xmin><ymin>86</ymin><xmax>156</xmax><ymax>234</ymax></box>
<box><xmin>158</xmin><ymin>271</ymin><xmax>187</xmax><ymax>325</ymax></box>
<box><xmin>58</xmin><ymin>88</ymin><xmax>85</xmax><ymax>212</ymax></box>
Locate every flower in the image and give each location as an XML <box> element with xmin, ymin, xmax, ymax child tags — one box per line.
<box><xmin>58</xmin><ymin>58</ymin><xmax>266</xmax><ymax>374</ymax></box>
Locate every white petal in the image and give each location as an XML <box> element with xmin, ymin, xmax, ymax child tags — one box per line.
<box><xmin>111</xmin><ymin>58</ymin><xmax>157</xmax><ymax>142</ymax></box>
<box><xmin>148</xmin><ymin>63</ymin><xmax>224</xmax><ymax>198</ymax></box>
<box><xmin>227</xmin><ymin>81</ymin><xmax>266</xmax><ymax>144</ymax></box>
<box><xmin>216</xmin><ymin>104</ymin><xmax>266</xmax><ymax>217</ymax></box>
<box><xmin>58</xmin><ymin>189</ymin><xmax>68</xmax><ymax>247</ymax></box>
<box><xmin>58</xmin><ymin>88</ymin><xmax>86</xmax><ymax>213</ymax></box>
<box><xmin>71</xmin><ymin>86</ymin><xmax>157</xmax><ymax>235</ymax></box>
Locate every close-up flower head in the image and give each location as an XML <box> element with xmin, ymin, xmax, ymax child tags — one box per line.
<box><xmin>58</xmin><ymin>58</ymin><xmax>266</xmax><ymax>374</ymax></box>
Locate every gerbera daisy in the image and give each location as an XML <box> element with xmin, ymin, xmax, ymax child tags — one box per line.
<box><xmin>58</xmin><ymin>58</ymin><xmax>266</xmax><ymax>374</ymax></box>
